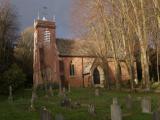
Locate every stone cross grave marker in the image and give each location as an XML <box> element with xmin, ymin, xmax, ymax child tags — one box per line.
<box><xmin>111</xmin><ymin>98</ymin><xmax>122</xmax><ymax>120</ymax></box>
<box><xmin>40</xmin><ymin>107</ymin><xmax>52</xmax><ymax>120</ymax></box>
<box><xmin>125</xmin><ymin>94</ymin><xmax>132</xmax><ymax>110</ymax></box>
<box><xmin>141</xmin><ymin>97</ymin><xmax>151</xmax><ymax>113</ymax></box>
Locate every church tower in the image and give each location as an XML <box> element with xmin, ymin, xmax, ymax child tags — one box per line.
<box><xmin>33</xmin><ymin>18</ymin><xmax>59</xmax><ymax>85</ymax></box>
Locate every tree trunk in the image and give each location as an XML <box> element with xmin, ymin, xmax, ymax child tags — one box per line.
<box><xmin>126</xmin><ymin>58</ymin><xmax>135</xmax><ymax>90</ymax></box>
<box><xmin>30</xmin><ymin>85</ymin><xmax>37</xmax><ymax>110</ymax></box>
<box><xmin>141</xmin><ymin>47</ymin><xmax>150</xmax><ymax>89</ymax></box>
<box><xmin>102</xmin><ymin>60</ymin><xmax>111</xmax><ymax>90</ymax></box>
<box><xmin>115</xmin><ymin>60</ymin><xmax>121</xmax><ymax>90</ymax></box>
<box><xmin>157</xmin><ymin>47</ymin><xmax>160</xmax><ymax>82</ymax></box>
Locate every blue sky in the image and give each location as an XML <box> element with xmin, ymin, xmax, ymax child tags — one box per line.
<box><xmin>7</xmin><ymin>0</ymin><xmax>74</xmax><ymax>38</ymax></box>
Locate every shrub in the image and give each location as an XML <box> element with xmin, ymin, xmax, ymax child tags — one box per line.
<box><xmin>0</xmin><ymin>63</ymin><xmax>27</xmax><ymax>94</ymax></box>
<box><xmin>151</xmin><ymin>82</ymin><xmax>160</xmax><ymax>90</ymax></box>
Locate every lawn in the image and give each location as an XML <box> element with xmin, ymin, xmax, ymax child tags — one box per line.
<box><xmin>0</xmin><ymin>88</ymin><xmax>159</xmax><ymax>120</ymax></box>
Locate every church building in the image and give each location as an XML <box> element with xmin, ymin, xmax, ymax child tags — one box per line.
<box><xmin>33</xmin><ymin>18</ymin><xmax>136</xmax><ymax>88</ymax></box>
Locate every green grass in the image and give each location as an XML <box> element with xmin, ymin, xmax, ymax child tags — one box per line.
<box><xmin>0</xmin><ymin>88</ymin><xmax>159</xmax><ymax>120</ymax></box>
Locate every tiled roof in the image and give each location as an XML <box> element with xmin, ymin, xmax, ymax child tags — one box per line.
<box><xmin>56</xmin><ymin>38</ymin><xmax>94</xmax><ymax>57</ymax></box>
<box><xmin>56</xmin><ymin>38</ymin><xmax>127</xmax><ymax>60</ymax></box>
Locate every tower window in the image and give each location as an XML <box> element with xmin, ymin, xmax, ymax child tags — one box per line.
<box><xmin>70</xmin><ymin>61</ymin><xmax>75</xmax><ymax>76</ymax></box>
<box><xmin>44</xmin><ymin>30</ymin><xmax>51</xmax><ymax>43</ymax></box>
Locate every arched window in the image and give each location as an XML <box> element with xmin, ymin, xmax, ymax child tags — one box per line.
<box><xmin>70</xmin><ymin>61</ymin><xmax>75</xmax><ymax>76</ymax></box>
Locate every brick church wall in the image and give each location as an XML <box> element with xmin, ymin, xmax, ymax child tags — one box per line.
<box><xmin>33</xmin><ymin>19</ymin><xmax>137</xmax><ymax>88</ymax></box>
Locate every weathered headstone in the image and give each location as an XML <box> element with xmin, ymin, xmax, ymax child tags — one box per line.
<box><xmin>71</xmin><ymin>101</ymin><xmax>81</xmax><ymax>109</ymax></box>
<box><xmin>49</xmin><ymin>86</ymin><xmax>53</xmax><ymax>96</ymax></box>
<box><xmin>125</xmin><ymin>94</ymin><xmax>132</xmax><ymax>110</ymax></box>
<box><xmin>62</xmin><ymin>87</ymin><xmax>66</xmax><ymax>97</ymax></box>
<box><xmin>8</xmin><ymin>85</ymin><xmax>13</xmax><ymax>102</ymax></box>
<box><xmin>63</xmin><ymin>87</ymin><xmax>66</xmax><ymax>93</ymax></box>
<box><xmin>68</xmin><ymin>84</ymin><xmax>71</xmax><ymax>93</ymax></box>
<box><xmin>60</xmin><ymin>96</ymin><xmax>71</xmax><ymax>107</ymax></box>
<box><xmin>40</xmin><ymin>107</ymin><xmax>52</xmax><ymax>120</ymax></box>
<box><xmin>95</xmin><ymin>89</ymin><xmax>99</xmax><ymax>96</ymax></box>
<box><xmin>141</xmin><ymin>97</ymin><xmax>151</xmax><ymax>113</ymax></box>
<box><xmin>153</xmin><ymin>111</ymin><xmax>160</xmax><ymax>120</ymax></box>
<box><xmin>88</xmin><ymin>104</ymin><xmax>96</xmax><ymax>115</ymax></box>
<box><xmin>134</xmin><ymin>78</ymin><xmax>138</xmax><ymax>85</ymax></box>
<box><xmin>55</xmin><ymin>114</ymin><xmax>64</xmax><ymax>120</ymax></box>
<box><xmin>111</xmin><ymin>98</ymin><xmax>122</xmax><ymax>120</ymax></box>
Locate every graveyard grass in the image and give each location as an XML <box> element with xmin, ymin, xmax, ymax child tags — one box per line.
<box><xmin>0</xmin><ymin>88</ymin><xmax>159</xmax><ymax>120</ymax></box>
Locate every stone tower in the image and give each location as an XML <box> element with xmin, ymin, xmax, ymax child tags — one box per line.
<box><xmin>33</xmin><ymin>18</ymin><xmax>59</xmax><ymax>85</ymax></box>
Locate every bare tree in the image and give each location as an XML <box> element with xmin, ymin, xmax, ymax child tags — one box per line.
<box><xmin>72</xmin><ymin>0</ymin><xmax>127</xmax><ymax>89</ymax></box>
<box><xmin>153</xmin><ymin>0</ymin><xmax>160</xmax><ymax>82</ymax></box>
<box><xmin>0</xmin><ymin>0</ymin><xmax>19</xmax><ymax>71</ymax></box>
<box><xmin>71</xmin><ymin>0</ymin><xmax>160</xmax><ymax>91</ymax></box>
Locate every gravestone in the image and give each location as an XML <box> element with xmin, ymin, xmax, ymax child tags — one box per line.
<box><xmin>125</xmin><ymin>94</ymin><xmax>132</xmax><ymax>110</ymax></box>
<box><xmin>111</xmin><ymin>98</ymin><xmax>122</xmax><ymax>120</ymax></box>
<box><xmin>60</xmin><ymin>96</ymin><xmax>71</xmax><ymax>107</ymax></box>
<box><xmin>8</xmin><ymin>86</ymin><xmax>13</xmax><ymax>102</ymax></box>
<box><xmin>153</xmin><ymin>111</ymin><xmax>160</xmax><ymax>120</ymax></box>
<box><xmin>68</xmin><ymin>84</ymin><xmax>71</xmax><ymax>93</ymax></box>
<box><xmin>141</xmin><ymin>97</ymin><xmax>151</xmax><ymax>113</ymax></box>
<box><xmin>55</xmin><ymin>114</ymin><xmax>64</xmax><ymax>120</ymax></box>
<box><xmin>88</xmin><ymin>104</ymin><xmax>96</xmax><ymax>115</ymax></box>
<box><xmin>62</xmin><ymin>87</ymin><xmax>66</xmax><ymax>97</ymax></box>
<box><xmin>95</xmin><ymin>89</ymin><xmax>99</xmax><ymax>96</ymax></box>
<box><xmin>40</xmin><ymin>107</ymin><xmax>52</xmax><ymax>120</ymax></box>
<box><xmin>49</xmin><ymin>86</ymin><xmax>53</xmax><ymax>97</ymax></box>
<box><xmin>71</xmin><ymin>101</ymin><xmax>81</xmax><ymax>109</ymax></box>
<box><xmin>63</xmin><ymin>87</ymin><xmax>66</xmax><ymax>93</ymax></box>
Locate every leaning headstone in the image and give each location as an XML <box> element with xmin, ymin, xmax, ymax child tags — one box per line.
<box><xmin>88</xmin><ymin>104</ymin><xmax>96</xmax><ymax>115</ymax></box>
<box><xmin>125</xmin><ymin>94</ymin><xmax>132</xmax><ymax>110</ymax></box>
<box><xmin>95</xmin><ymin>89</ymin><xmax>99</xmax><ymax>96</ymax></box>
<box><xmin>8</xmin><ymin>85</ymin><xmax>13</xmax><ymax>102</ymax></box>
<box><xmin>55</xmin><ymin>114</ymin><xmax>64</xmax><ymax>120</ymax></box>
<box><xmin>40</xmin><ymin>107</ymin><xmax>52</xmax><ymax>120</ymax></box>
<box><xmin>153</xmin><ymin>111</ymin><xmax>160</xmax><ymax>120</ymax></box>
<box><xmin>111</xmin><ymin>98</ymin><xmax>122</xmax><ymax>120</ymax></box>
<box><xmin>141</xmin><ymin>97</ymin><xmax>151</xmax><ymax>113</ymax></box>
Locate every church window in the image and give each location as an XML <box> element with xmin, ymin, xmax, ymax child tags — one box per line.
<box><xmin>70</xmin><ymin>61</ymin><xmax>75</xmax><ymax>76</ymax></box>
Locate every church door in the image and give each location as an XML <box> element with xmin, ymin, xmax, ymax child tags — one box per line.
<box><xmin>93</xmin><ymin>68</ymin><xmax>100</xmax><ymax>84</ymax></box>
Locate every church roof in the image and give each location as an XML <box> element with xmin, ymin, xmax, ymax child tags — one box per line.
<box><xmin>56</xmin><ymin>38</ymin><xmax>94</xmax><ymax>57</ymax></box>
<box><xmin>56</xmin><ymin>38</ymin><xmax>127</xmax><ymax>59</ymax></box>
